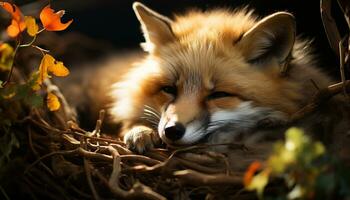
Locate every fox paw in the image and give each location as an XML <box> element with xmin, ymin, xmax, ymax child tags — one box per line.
<box><xmin>123</xmin><ymin>126</ymin><xmax>158</xmax><ymax>153</ymax></box>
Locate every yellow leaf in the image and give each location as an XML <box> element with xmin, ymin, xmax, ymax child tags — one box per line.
<box><xmin>285</xmin><ymin>128</ymin><xmax>307</xmax><ymax>151</ymax></box>
<box><xmin>245</xmin><ymin>170</ymin><xmax>270</xmax><ymax>199</ymax></box>
<box><xmin>37</xmin><ymin>54</ymin><xmax>53</xmax><ymax>85</ymax></box>
<box><xmin>0</xmin><ymin>43</ymin><xmax>14</xmax><ymax>71</ymax></box>
<box><xmin>3</xmin><ymin>91</ymin><xmax>16</xmax><ymax>99</ymax></box>
<box><xmin>288</xmin><ymin>185</ymin><xmax>305</xmax><ymax>199</ymax></box>
<box><xmin>48</xmin><ymin>60</ymin><xmax>69</xmax><ymax>76</ymax></box>
<box><xmin>32</xmin><ymin>83</ymin><xmax>40</xmax><ymax>91</ymax></box>
<box><xmin>37</xmin><ymin>54</ymin><xmax>69</xmax><ymax>86</ymax></box>
<box><xmin>47</xmin><ymin>92</ymin><xmax>60</xmax><ymax>111</ymax></box>
<box><xmin>1</xmin><ymin>84</ymin><xmax>16</xmax><ymax>99</ymax></box>
<box><xmin>24</xmin><ymin>16</ymin><xmax>38</xmax><ymax>36</ymax></box>
<box><xmin>314</xmin><ymin>142</ymin><xmax>325</xmax><ymax>156</ymax></box>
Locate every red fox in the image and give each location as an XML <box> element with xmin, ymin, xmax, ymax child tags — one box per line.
<box><xmin>62</xmin><ymin>2</ymin><xmax>349</xmax><ymax>154</ymax></box>
<box><xmin>106</xmin><ymin>2</ymin><xmax>346</xmax><ymax>153</ymax></box>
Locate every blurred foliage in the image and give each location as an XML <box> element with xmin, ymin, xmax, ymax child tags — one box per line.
<box><xmin>244</xmin><ymin>128</ymin><xmax>350</xmax><ymax>200</ymax></box>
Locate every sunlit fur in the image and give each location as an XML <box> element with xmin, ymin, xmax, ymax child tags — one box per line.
<box><xmin>109</xmin><ymin>5</ymin><xmax>332</xmax><ymax>150</ymax></box>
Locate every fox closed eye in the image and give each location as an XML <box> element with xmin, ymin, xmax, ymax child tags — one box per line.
<box><xmin>207</xmin><ymin>91</ymin><xmax>233</xmax><ymax>100</ymax></box>
<box><xmin>161</xmin><ymin>85</ymin><xmax>177</xmax><ymax>96</ymax></box>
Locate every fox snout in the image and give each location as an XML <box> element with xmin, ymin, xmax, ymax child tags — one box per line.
<box><xmin>158</xmin><ymin>96</ymin><xmax>208</xmax><ymax>146</ymax></box>
<box><xmin>164</xmin><ymin>122</ymin><xmax>186</xmax><ymax>141</ymax></box>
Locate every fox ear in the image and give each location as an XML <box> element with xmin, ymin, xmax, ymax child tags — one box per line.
<box><xmin>133</xmin><ymin>2</ymin><xmax>175</xmax><ymax>52</ymax></box>
<box><xmin>237</xmin><ymin>12</ymin><xmax>296</xmax><ymax>65</ymax></box>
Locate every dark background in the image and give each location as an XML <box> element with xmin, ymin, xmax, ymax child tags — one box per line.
<box><xmin>15</xmin><ymin>0</ymin><xmax>349</xmax><ymax>78</ymax></box>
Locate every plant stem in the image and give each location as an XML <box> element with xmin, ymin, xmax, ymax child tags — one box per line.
<box><xmin>31</xmin><ymin>45</ymin><xmax>50</xmax><ymax>55</ymax></box>
<box><xmin>36</xmin><ymin>28</ymin><xmax>45</xmax><ymax>35</ymax></box>
<box><xmin>19</xmin><ymin>35</ymin><xmax>37</xmax><ymax>47</ymax></box>
<box><xmin>0</xmin><ymin>186</ymin><xmax>10</xmax><ymax>200</ymax></box>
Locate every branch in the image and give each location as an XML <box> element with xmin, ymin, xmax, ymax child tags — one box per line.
<box><xmin>321</xmin><ymin>0</ymin><xmax>342</xmax><ymax>57</ymax></box>
<box><xmin>173</xmin><ymin>169</ymin><xmax>242</xmax><ymax>187</ymax></box>
<box><xmin>291</xmin><ymin>80</ymin><xmax>350</xmax><ymax>121</ymax></box>
<box><xmin>92</xmin><ymin>146</ymin><xmax>166</xmax><ymax>200</ymax></box>
<box><xmin>84</xmin><ymin>159</ymin><xmax>101</xmax><ymax>200</ymax></box>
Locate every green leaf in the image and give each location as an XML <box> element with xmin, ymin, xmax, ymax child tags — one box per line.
<box><xmin>28</xmin><ymin>72</ymin><xmax>40</xmax><ymax>90</ymax></box>
<box><xmin>315</xmin><ymin>173</ymin><xmax>336</xmax><ymax>197</ymax></box>
<box><xmin>26</xmin><ymin>93</ymin><xmax>43</xmax><ymax>107</ymax></box>
<box><xmin>14</xmin><ymin>84</ymin><xmax>30</xmax><ymax>100</ymax></box>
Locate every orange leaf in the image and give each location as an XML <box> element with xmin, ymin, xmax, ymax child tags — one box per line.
<box><xmin>1</xmin><ymin>2</ymin><xmax>26</xmax><ymax>38</ymax></box>
<box><xmin>243</xmin><ymin>161</ymin><xmax>262</xmax><ymax>187</ymax></box>
<box><xmin>6</xmin><ymin>19</ymin><xmax>26</xmax><ymax>38</ymax></box>
<box><xmin>0</xmin><ymin>2</ymin><xmax>22</xmax><ymax>22</ymax></box>
<box><xmin>40</xmin><ymin>5</ymin><xmax>73</xmax><ymax>31</ymax></box>
<box><xmin>47</xmin><ymin>92</ymin><xmax>60</xmax><ymax>111</ymax></box>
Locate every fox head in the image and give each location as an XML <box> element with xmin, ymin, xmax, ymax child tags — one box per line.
<box><xmin>110</xmin><ymin>3</ymin><xmax>330</xmax><ymax>147</ymax></box>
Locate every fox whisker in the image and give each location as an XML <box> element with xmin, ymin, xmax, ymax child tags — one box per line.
<box><xmin>142</xmin><ymin>115</ymin><xmax>160</xmax><ymax>126</ymax></box>
<box><xmin>144</xmin><ymin>105</ymin><xmax>161</xmax><ymax>118</ymax></box>
<box><xmin>141</xmin><ymin>105</ymin><xmax>161</xmax><ymax>129</ymax></box>
<box><xmin>143</xmin><ymin>111</ymin><xmax>160</xmax><ymax>118</ymax></box>
<box><xmin>144</xmin><ymin>110</ymin><xmax>160</xmax><ymax>118</ymax></box>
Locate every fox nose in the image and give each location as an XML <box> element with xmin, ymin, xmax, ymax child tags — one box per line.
<box><xmin>164</xmin><ymin>122</ymin><xmax>186</xmax><ymax>141</ymax></box>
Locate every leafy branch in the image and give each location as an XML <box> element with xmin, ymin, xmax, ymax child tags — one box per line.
<box><xmin>0</xmin><ymin>2</ymin><xmax>73</xmax><ymax>111</ymax></box>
